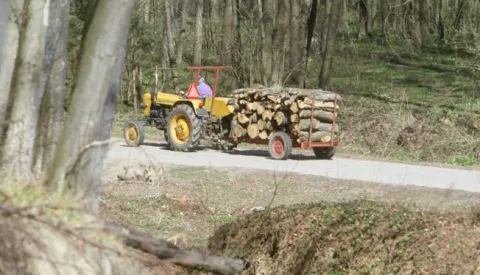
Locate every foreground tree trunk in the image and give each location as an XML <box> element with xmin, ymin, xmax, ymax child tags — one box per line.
<box><xmin>47</xmin><ymin>0</ymin><xmax>136</xmax><ymax>212</ymax></box>
<box><xmin>0</xmin><ymin>0</ymin><xmax>50</xmax><ymax>181</ymax></box>
<box><xmin>33</xmin><ymin>0</ymin><xmax>71</xmax><ymax>176</ymax></box>
<box><xmin>0</xmin><ymin>0</ymin><xmax>22</xmax><ymax>140</ymax></box>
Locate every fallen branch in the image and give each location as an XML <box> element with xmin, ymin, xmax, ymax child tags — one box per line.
<box><xmin>103</xmin><ymin>222</ymin><xmax>247</xmax><ymax>275</ymax></box>
<box><xmin>0</xmin><ymin>202</ymin><xmax>247</xmax><ymax>275</ymax></box>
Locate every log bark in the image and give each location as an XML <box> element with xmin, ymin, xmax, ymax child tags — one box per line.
<box><xmin>259</xmin><ymin>130</ymin><xmax>269</xmax><ymax>139</ymax></box>
<box><xmin>233</xmin><ymin>124</ymin><xmax>247</xmax><ymax>137</ymax></box>
<box><xmin>237</xmin><ymin>113</ymin><xmax>249</xmax><ymax>124</ymax></box>
<box><xmin>247</xmin><ymin>123</ymin><xmax>259</xmax><ymax>138</ymax></box>
<box><xmin>290</xmin><ymin>113</ymin><xmax>300</xmax><ymax>123</ymax></box>
<box><xmin>261</xmin><ymin>110</ymin><xmax>274</xmax><ymax>121</ymax></box>
<box><xmin>298</xmin><ymin>100</ymin><xmax>338</xmax><ymax>110</ymax></box>
<box><xmin>298</xmin><ymin>109</ymin><xmax>335</xmax><ymax>122</ymax></box>
<box><xmin>257</xmin><ymin>119</ymin><xmax>265</xmax><ymax>131</ymax></box>
<box><xmin>298</xmin><ymin>119</ymin><xmax>340</xmax><ymax>132</ymax></box>
<box><xmin>297</xmin><ymin>131</ymin><xmax>334</xmax><ymax>142</ymax></box>
<box><xmin>273</xmin><ymin>111</ymin><xmax>288</xmax><ymax>126</ymax></box>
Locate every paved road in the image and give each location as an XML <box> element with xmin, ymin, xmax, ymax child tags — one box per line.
<box><xmin>106</xmin><ymin>139</ymin><xmax>480</xmax><ymax>193</ymax></box>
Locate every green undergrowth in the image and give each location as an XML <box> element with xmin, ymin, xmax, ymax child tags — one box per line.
<box><xmin>0</xmin><ymin>183</ymin><xmax>84</xmax><ymax>226</ymax></box>
<box><xmin>209</xmin><ymin>200</ymin><xmax>480</xmax><ymax>274</ymax></box>
<box><xmin>311</xmin><ymin>38</ymin><xmax>480</xmax><ymax>166</ymax></box>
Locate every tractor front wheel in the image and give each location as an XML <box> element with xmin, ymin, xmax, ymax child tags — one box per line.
<box><xmin>166</xmin><ymin>104</ymin><xmax>202</xmax><ymax>152</ymax></box>
<box><xmin>123</xmin><ymin>119</ymin><xmax>145</xmax><ymax>147</ymax></box>
<box><xmin>268</xmin><ymin>131</ymin><xmax>292</xmax><ymax>160</ymax></box>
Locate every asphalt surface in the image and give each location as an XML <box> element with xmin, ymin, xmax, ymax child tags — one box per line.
<box><xmin>106</xmin><ymin>139</ymin><xmax>480</xmax><ymax>193</ymax></box>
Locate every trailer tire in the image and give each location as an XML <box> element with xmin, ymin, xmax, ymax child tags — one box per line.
<box><xmin>313</xmin><ymin>147</ymin><xmax>336</xmax><ymax>159</ymax></box>
<box><xmin>268</xmin><ymin>131</ymin><xmax>292</xmax><ymax>160</ymax></box>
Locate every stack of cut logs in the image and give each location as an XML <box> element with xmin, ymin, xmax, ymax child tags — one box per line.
<box><xmin>231</xmin><ymin>86</ymin><xmax>341</xmax><ymax>143</ymax></box>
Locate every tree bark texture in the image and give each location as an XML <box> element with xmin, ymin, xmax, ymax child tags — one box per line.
<box><xmin>33</xmin><ymin>0</ymin><xmax>71</xmax><ymax>177</ymax></box>
<box><xmin>221</xmin><ymin>0</ymin><xmax>234</xmax><ymax>65</ymax></box>
<box><xmin>1</xmin><ymin>0</ymin><xmax>50</xmax><ymax>181</ymax></box>
<box><xmin>271</xmin><ymin>0</ymin><xmax>290</xmax><ymax>86</ymax></box>
<box><xmin>0</xmin><ymin>0</ymin><xmax>24</xmax><ymax>139</ymax></box>
<box><xmin>259</xmin><ymin>0</ymin><xmax>274</xmax><ymax>86</ymax></box>
<box><xmin>193</xmin><ymin>0</ymin><xmax>203</xmax><ymax>65</ymax></box>
<box><xmin>318</xmin><ymin>0</ymin><xmax>343</xmax><ymax>89</ymax></box>
<box><xmin>47</xmin><ymin>0</ymin><xmax>136</xmax><ymax>212</ymax></box>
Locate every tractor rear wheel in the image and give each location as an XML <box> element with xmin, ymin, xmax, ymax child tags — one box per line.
<box><xmin>123</xmin><ymin>119</ymin><xmax>145</xmax><ymax>147</ymax></box>
<box><xmin>268</xmin><ymin>131</ymin><xmax>292</xmax><ymax>160</ymax></box>
<box><xmin>312</xmin><ymin>147</ymin><xmax>336</xmax><ymax>159</ymax></box>
<box><xmin>166</xmin><ymin>104</ymin><xmax>202</xmax><ymax>152</ymax></box>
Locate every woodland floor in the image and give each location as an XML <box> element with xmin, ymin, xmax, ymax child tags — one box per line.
<box><xmin>99</xmin><ymin>162</ymin><xmax>480</xmax><ymax>254</ymax></box>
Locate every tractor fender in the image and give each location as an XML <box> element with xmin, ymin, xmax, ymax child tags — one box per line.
<box><xmin>172</xmin><ymin>100</ymin><xmax>209</xmax><ymax>119</ymax></box>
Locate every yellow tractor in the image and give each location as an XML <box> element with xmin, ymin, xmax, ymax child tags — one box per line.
<box><xmin>123</xmin><ymin>66</ymin><xmax>238</xmax><ymax>152</ymax></box>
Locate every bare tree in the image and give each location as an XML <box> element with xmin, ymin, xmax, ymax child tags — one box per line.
<box><xmin>271</xmin><ymin>0</ymin><xmax>290</xmax><ymax>86</ymax></box>
<box><xmin>258</xmin><ymin>0</ymin><xmax>274</xmax><ymax>86</ymax></box>
<box><xmin>318</xmin><ymin>0</ymin><xmax>343</xmax><ymax>89</ymax></box>
<box><xmin>194</xmin><ymin>0</ymin><xmax>204</xmax><ymax>65</ymax></box>
<box><xmin>221</xmin><ymin>0</ymin><xmax>235</xmax><ymax>65</ymax></box>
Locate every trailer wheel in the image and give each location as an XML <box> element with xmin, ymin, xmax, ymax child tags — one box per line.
<box><xmin>313</xmin><ymin>147</ymin><xmax>336</xmax><ymax>159</ymax></box>
<box><xmin>268</xmin><ymin>132</ymin><xmax>292</xmax><ymax>160</ymax></box>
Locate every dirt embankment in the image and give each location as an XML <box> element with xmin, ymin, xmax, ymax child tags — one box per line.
<box><xmin>209</xmin><ymin>200</ymin><xmax>480</xmax><ymax>275</ymax></box>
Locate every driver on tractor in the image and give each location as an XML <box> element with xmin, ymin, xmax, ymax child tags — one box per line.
<box><xmin>197</xmin><ymin>77</ymin><xmax>213</xmax><ymax>97</ymax></box>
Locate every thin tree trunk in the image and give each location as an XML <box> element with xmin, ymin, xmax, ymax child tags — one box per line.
<box><xmin>1</xmin><ymin>0</ymin><xmax>50</xmax><ymax>181</ymax></box>
<box><xmin>380</xmin><ymin>0</ymin><xmax>389</xmax><ymax>35</ymax></box>
<box><xmin>47</xmin><ymin>0</ymin><xmax>136</xmax><ymax>212</ymax></box>
<box><xmin>318</xmin><ymin>0</ymin><xmax>342</xmax><ymax>89</ymax></box>
<box><xmin>175</xmin><ymin>0</ymin><xmax>188</xmax><ymax>65</ymax></box>
<box><xmin>221</xmin><ymin>0</ymin><xmax>234</xmax><ymax>64</ymax></box>
<box><xmin>271</xmin><ymin>0</ymin><xmax>290</xmax><ymax>86</ymax></box>
<box><xmin>288</xmin><ymin>0</ymin><xmax>301</xmax><ymax>85</ymax></box>
<box><xmin>259</xmin><ymin>0</ymin><xmax>274</xmax><ymax>86</ymax></box>
<box><xmin>419</xmin><ymin>0</ymin><xmax>429</xmax><ymax>44</ymax></box>
<box><xmin>193</xmin><ymin>0</ymin><xmax>204</xmax><ymax>65</ymax></box>
<box><xmin>33</xmin><ymin>0</ymin><xmax>70</xmax><ymax>177</ymax></box>
<box><xmin>164</xmin><ymin>0</ymin><xmax>176</xmax><ymax>65</ymax></box>
<box><xmin>303</xmin><ymin>0</ymin><xmax>318</xmax><ymax>88</ymax></box>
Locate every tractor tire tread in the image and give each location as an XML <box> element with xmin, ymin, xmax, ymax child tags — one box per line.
<box><xmin>123</xmin><ymin>119</ymin><xmax>145</xmax><ymax>147</ymax></box>
<box><xmin>166</xmin><ymin>104</ymin><xmax>202</xmax><ymax>152</ymax></box>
